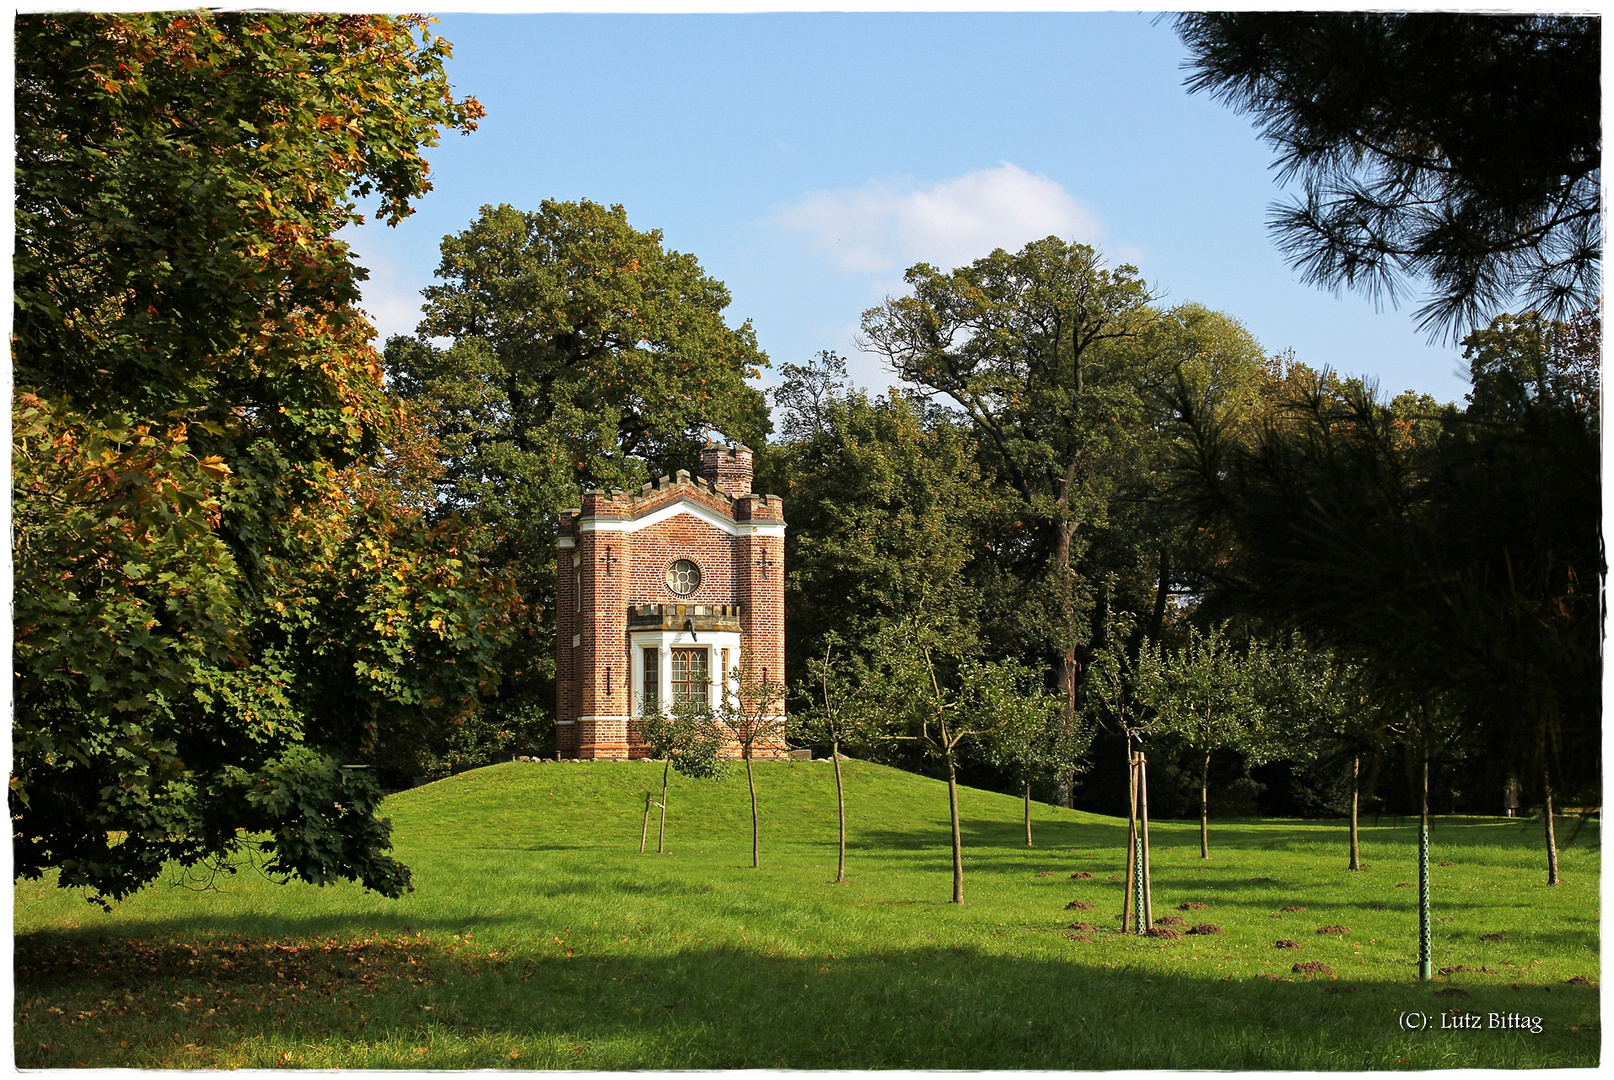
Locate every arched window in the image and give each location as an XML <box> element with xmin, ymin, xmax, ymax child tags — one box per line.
<box><xmin>671</xmin><ymin>648</ymin><xmax>708</xmax><ymax>707</ymax></box>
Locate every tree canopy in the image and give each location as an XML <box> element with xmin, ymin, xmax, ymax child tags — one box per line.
<box><xmin>380</xmin><ymin>199</ymin><xmax>773</xmax><ymax>773</ymax></box>
<box><xmin>1176</xmin><ymin>13</ymin><xmax>1600</xmax><ymax>339</ymax></box>
<box><xmin>12</xmin><ymin>12</ymin><xmax>504</xmax><ymax>904</ymax></box>
<box><xmin>1164</xmin><ymin>314</ymin><xmax>1600</xmax><ymax>806</ymax></box>
<box><xmin>859</xmin><ymin>238</ymin><xmax>1156</xmax><ymax>758</ymax></box>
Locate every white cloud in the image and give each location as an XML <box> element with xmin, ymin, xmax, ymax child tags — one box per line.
<box><xmin>355</xmin><ymin>267</ymin><xmax>429</xmax><ymax>346</ymax></box>
<box><xmin>776</xmin><ymin>162</ymin><xmax>1104</xmax><ymax>275</ymax></box>
<box><xmin>338</xmin><ymin>228</ymin><xmax>431</xmax><ymax>347</ymax></box>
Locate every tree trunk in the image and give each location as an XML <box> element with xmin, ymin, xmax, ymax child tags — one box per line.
<box><xmin>746</xmin><ymin>750</ymin><xmax>759</xmax><ymax>869</ymax></box>
<box><xmin>1052</xmin><ymin>519</ymin><xmax>1079</xmax><ymax>809</ymax></box>
<box><xmin>832</xmin><ymin>738</ymin><xmax>846</xmax><ymax>884</ymax></box>
<box><xmin>1348</xmin><ymin>755</ymin><xmax>1362</xmax><ymax>871</ymax></box>
<box><xmin>946</xmin><ymin>750</ymin><xmax>964</xmax><ymax>905</ymax></box>
<box><xmin>1418</xmin><ymin>757</ymin><xmax>1431</xmax><ymax>981</ymax></box>
<box><xmin>1147</xmin><ymin>548</ymin><xmax>1169</xmax><ymax>646</ymax></box>
<box><xmin>1024</xmin><ymin>782</ymin><xmax>1034</xmax><ymax>847</ymax></box>
<box><xmin>1199</xmin><ymin>749</ymin><xmax>1211</xmax><ymax>859</ymax></box>
<box><xmin>640</xmin><ymin>791</ymin><xmax>652</xmax><ymax>854</ymax></box>
<box><xmin>1543</xmin><ymin>767</ymin><xmax>1560</xmax><ymax>886</ymax></box>
<box><xmin>657</xmin><ymin>759</ymin><xmax>670</xmax><ymax>854</ymax></box>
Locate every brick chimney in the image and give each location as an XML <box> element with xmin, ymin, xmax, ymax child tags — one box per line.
<box><xmin>699</xmin><ymin>440</ymin><xmax>753</xmax><ymax>498</ymax></box>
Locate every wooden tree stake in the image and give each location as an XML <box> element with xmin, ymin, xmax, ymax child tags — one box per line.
<box><xmin>1121</xmin><ymin>746</ymin><xmax>1138</xmax><ymax>933</ymax></box>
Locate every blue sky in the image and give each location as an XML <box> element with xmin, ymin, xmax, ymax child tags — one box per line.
<box><xmin>346</xmin><ymin>12</ymin><xmax>1472</xmax><ymax>405</ymax></box>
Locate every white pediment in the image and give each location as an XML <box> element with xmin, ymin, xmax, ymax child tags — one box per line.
<box><xmin>576</xmin><ymin>495</ymin><xmax>783</xmax><ymax>539</ymax></box>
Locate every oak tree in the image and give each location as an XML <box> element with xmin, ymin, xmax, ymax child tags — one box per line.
<box><xmin>860</xmin><ymin>239</ymin><xmax>1155</xmax><ymax>799</ymax></box>
<box><xmin>384</xmin><ymin>200</ymin><xmax>772</xmax><ymax>762</ymax></box>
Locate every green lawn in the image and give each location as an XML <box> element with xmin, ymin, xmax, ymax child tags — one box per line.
<box><xmin>13</xmin><ymin>758</ymin><xmax>1600</xmax><ymax>1068</ymax></box>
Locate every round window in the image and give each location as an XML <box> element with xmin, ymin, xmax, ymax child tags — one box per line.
<box><xmin>666</xmin><ymin>559</ymin><xmax>702</xmax><ymax>595</ymax></box>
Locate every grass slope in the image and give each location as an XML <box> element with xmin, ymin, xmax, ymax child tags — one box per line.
<box><xmin>13</xmin><ymin>758</ymin><xmax>1601</xmax><ymax>1068</ymax></box>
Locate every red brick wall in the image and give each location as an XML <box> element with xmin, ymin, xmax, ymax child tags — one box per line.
<box><xmin>579</xmin><ymin>525</ymin><xmax>629</xmax><ymax>757</ymax></box>
<box><xmin>627</xmin><ymin>474</ymin><xmax>737</xmax><ymax>520</ymax></box>
<box><xmin>627</xmin><ymin>515</ymin><xmax>738</xmax><ymax>606</ymax></box>
<box><xmin>735</xmin><ymin>494</ymin><xmax>786</xmax><ymax>727</ymax></box>
<box><xmin>699</xmin><ymin>441</ymin><xmax>754</xmax><ymax>498</ymax></box>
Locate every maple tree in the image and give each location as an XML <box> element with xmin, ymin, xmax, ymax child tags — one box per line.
<box><xmin>12</xmin><ymin>12</ymin><xmax>507</xmax><ymax>904</ymax></box>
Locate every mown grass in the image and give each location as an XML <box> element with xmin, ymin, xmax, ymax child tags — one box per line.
<box><xmin>13</xmin><ymin>758</ymin><xmax>1600</xmax><ymax>1068</ymax></box>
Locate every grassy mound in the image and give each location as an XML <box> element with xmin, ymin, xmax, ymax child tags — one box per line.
<box><xmin>14</xmin><ymin>758</ymin><xmax>1600</xmax><ymax>1068</ymax></box>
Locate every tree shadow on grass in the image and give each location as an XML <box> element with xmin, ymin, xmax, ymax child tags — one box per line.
<box><xmin>14</xmin><ymin>925</ymin><xmax>1599</xmax><ymax>1070</ymax></box>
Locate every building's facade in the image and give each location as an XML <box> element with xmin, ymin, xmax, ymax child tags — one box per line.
<box><xmin>555</xmin><ymin>442</ymin><xmax>785</xmax><ymax>759</ymax></box>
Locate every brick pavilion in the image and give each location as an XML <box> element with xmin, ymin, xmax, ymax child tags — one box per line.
<box><xmin>555</xmin><ymin>441</ymin><xmax>785</xmax><ymax>759</ymax></box>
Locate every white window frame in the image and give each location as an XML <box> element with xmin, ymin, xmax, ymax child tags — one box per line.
<box><xmin>630</xmin><ymin>629</ymin><xmax>741</xmax><ymax>717</ymax></box>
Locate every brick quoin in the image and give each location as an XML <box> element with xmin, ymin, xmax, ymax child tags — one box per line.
<box><xmin>556</xmin><ymin>440</ymin><xmax>785</xmax><ymax>760</ymax></box>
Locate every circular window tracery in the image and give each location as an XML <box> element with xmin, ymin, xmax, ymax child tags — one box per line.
<box><xmin>666</xmin><ymin>559</ymin><xmax>702</xmax><ymax>595</ymax></box>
